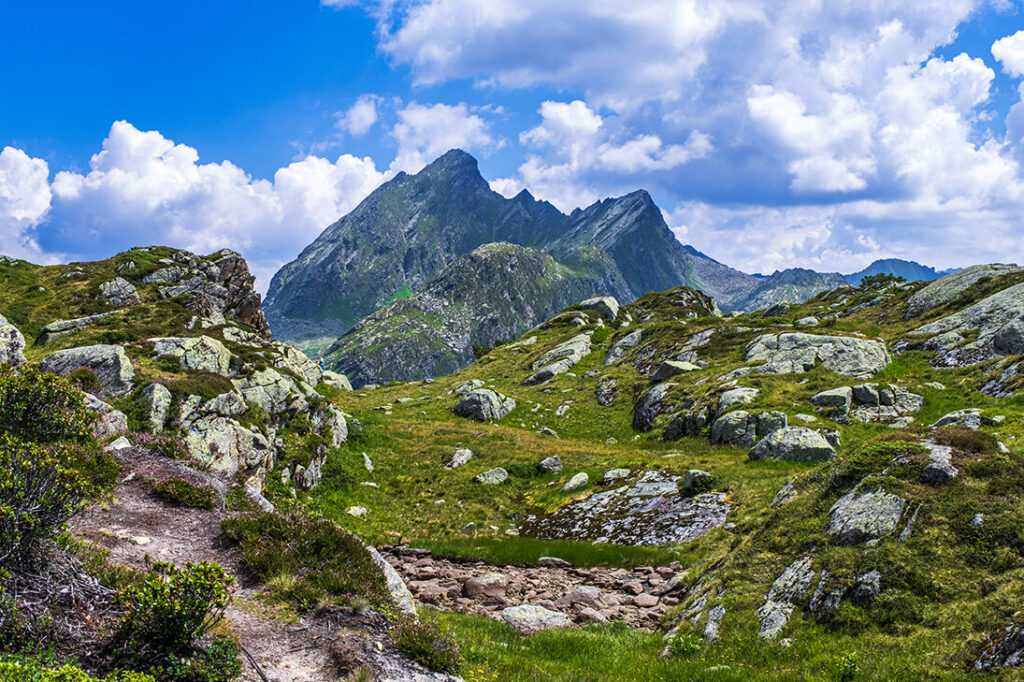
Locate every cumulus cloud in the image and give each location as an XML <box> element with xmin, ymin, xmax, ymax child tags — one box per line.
<box><xmin>337</xmin><ymin>95</ymin><xmax>379</xmax><ymax>136</ymax></box>
<box><xmin>993</xmin><ymin>30</ymin><xmax>1024</xmax><ymax>76</ymax></box>
<box><xmin>0</xmin><ymin>147</ymin><xmax>54</xmax><ymax>261</ymax></box>
<box><xmin>43</xmin><ymin>121</ymin><xmax>386</xmax><ymax>291</ymax></box>
<box><xmin>389</xmin><ymin>101</ymin><xmax>495</xmax><ymax>173</ymax></box>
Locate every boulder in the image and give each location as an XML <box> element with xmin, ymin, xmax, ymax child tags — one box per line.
<box><xmin>150</xmin><ymin>336</ymin><xmax>232</xmax><ymax>375</ymax></box>
<box><xmin>40</xmin><ymin>344</ymin><xmax>135</xmax><ymax>397</ymax></box>
<box><xmin>651</xmin><ymin>360</ymin><xmax>699</xmax><ymax>381</ymax></box>
<box><xmin>182</xmin><ymin>415</ymin><xmax>275</xmax><ymax>478</ymax></box>
<box><xmin>538</xmin><ymin>456</ymin><xmax>562</xmax><ymax>473</ymax></box>
<box><xmin>596</xmin><ymin>376</ymin><xmax>618</xmax><ymax>407</ymax></box>
<box><xmin>577</xmin><ymin>296</ymin><xmax>620</xmax><ymax>322</ymax></box>
<box><xmin>140</xmin><ymin>383</ymin><xmax>172</xmax><ymax>433</ymax></box>
<box><xmin>796</xmin><ymin>316</ymin><xmax>819</xmax><ymax>327</ymax></box>
<box><xmin>453</xmin><ymin>389</ymin><xmax>516</xmax><ymax>421</ymax></box>
<box><xmin>501</xmin><ymin>605</ymin><xmax>571</xmax><ymax>634</ymax></box>
<box><xmin>811</xmin><ymin>387</ymin><xmax>853</xmax><ymax>412</ymax></box>
<box><xmin>322</xmin><ymin>370</ymin><xmax>353</xmax><ymax>391</ymax></box>
<box><xmin>454</xmin><ymin>379</ymin><xmax>484</xmax><ymax>396</ymax></box>
<box><xmin>83</xmin><ymin>392</ymin><xmax>128</xmax><ymax>439</ymax></box>
<box><xmin>757</xmin><ymin>556</ymin><xmax>815</xmax><ymax>639</ymax></box>
<box><xmin>446</xmin><ymin>448</ymin><xmax>474</xmax><ymax>469</ymax></box>
<box><xmin>744</xmin><ymin>333</ymin><xmax>890</xmax><ymax>378</ymax></box>
<box><xmin>0</xmin><ymin>314</ymin><xmax>25</xmax><ymax>366</ymax></box>
<box><xmin>681</xmin><ymin>470</ymin><xmax>713</xmax><ymax>496</ymax></box>
<box><xmin>711</xmin><ymin>410</ymin><xmax>757</xmax><ymax>448</ymax></box>
<box><xmin>311</xmin><ymin>405</ymin><xmax>348</xmax><ymax>447</ymax></box>
<box><xmin>932</xmin><ymin>408</ymin><xmax>992</xmax><ymax>430</ymax></box>
<box><xmin>911</xmin><ymin>281</ymin><xmax>1024</xmax><ymax>366</ymax></box>
<box><xmin>96</xmin><ymin>277</ymin><xmax>140</xmax><ymax>306</ymax></box>
<box><xmin>718</xmin><ymin>387</ymin><xmax>759</xmax><ymax>413</ymax></box>
<box><xmin>523</xmin><ymin>333</ymin><xmax>592</xmax><ymax>384</ymax></box>
<box><xmin>828</xmin><ymin>488</ymin><xmax>906</xmax><ymax>545</ymax></box>
<box><xmin>601</xmin><ymin>468</ymin><xmax>630</xmax><ymax>484</ymax></box>
<box><xmin>474</xmin><ymin>467</ymin><xmax>509</xmax><ymax>485</ymax></box>
<box><xmin>749</xmin><ymin>427</ymin><xmax>835</xmax><ymax>462</ymax></box>
<box><xmin>632</xmin><ymin>382</ymin><xmax>676</xmax><ymax>432</ymax></box>
<box><xmin>906</xmin><ymin>263</ymin><xmax>1022</xmax><ymax>319</ymax></box>
<box><xmin>142</xmin><ymin>265</ymin><xmax>184</xmax><ymax>284</ymax></box>
<box><xmin>37</xmin><ymin>310</ymin><xmax>125</xmax><ymax>345</ymax></box>
<box><xmin>366</xmin><ymin>546</ymin><xmax>418</xmax><ymax>619</ymax></box>
<box><xmin>270</xmin><ymin>342</ymin><xmax>323</xmax><ymax>386</ymax></box>
<box><xmin>562</xmin><ymin>472</ymin><xmax>589</xmax><ymax>492</ymax></box>
<box><xmin>464</xmin><ymin>573</ymin><xmax>507</xmax><ymax>598</ymax></box>
<box><xmin>605</xmin><ymin>329</ymin><xmax>643</xmax><ymax>365</ymax></box>
<box><xmin>232</xmin><ymin>368</ymin><xmax>314</xmax><ymax>415</ymax></box>
<box><xmin>921</xmin><ymin>440</ymin><xmax>958</xmax><ymax>485</ymax></box>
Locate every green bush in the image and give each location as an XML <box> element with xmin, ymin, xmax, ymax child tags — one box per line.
<box><xmin>158</xmin><ymin>636</ymin><xmax>242</xmax><ymax>682</ymax></box>
<box><xmin>0</xmin><ymin>657</ymin><xmax>156</xmax><ymax>681</ymax></box>
<box><xmin>0</xmin><ymin>365</ymin><xmax>94</xmax><ymax>444</ymax></box>
<box><xmin>0</xmin><ymin>435</ymin><xmax>91</xmax><ymax>564</ymax></box>
<box><xmin>932</xmin><ymin>427</ymin><xmax>999</xmax><ymax>455</ymax></box>
<box><xmin>220</xmin><ymin>513</ymin><xmax>389</xmax><ymax>612</ymax></box>
<box><xmin>66</xmin><ymin>367</ymin><xmax>102</xmax><ymax>394</ymax></box>
<box><xmin>152</xmin><ymin>480</ymin><xmax>217</xmax><ymax>510</ymax></box>
<box><xmin>114</xmin><ymin>561</ymin><xmax>233</xmax><ymax>657</ymax></box>
<box><xmin>393</xmin><ymin>620</ymin><xmax>460</xmax><ymax>673</ymax></box>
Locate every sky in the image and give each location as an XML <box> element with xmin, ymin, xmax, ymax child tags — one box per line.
<box><xmin>4</xmin><ymin>1</ymin><xmax>1024</xmax><ymax>292</ymax></box>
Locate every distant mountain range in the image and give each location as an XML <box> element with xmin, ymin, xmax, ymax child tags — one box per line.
<box><xmin>262</xmin><ymin>149</ymin><xmax>951</xmax><ymax>385</ymax></box>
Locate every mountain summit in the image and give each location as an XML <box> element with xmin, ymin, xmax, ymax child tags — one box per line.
<box><xmin>262</xmin><ymin>149</ymin><xmax>756</xmax><ymax>346</ymax></box>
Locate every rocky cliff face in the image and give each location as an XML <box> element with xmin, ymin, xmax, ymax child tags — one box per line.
<box><xmin>729</xmin><ymin>268</ymin><xmax>849</xmax><ymax>312</ymax></box>
<box><xmin>263</xmin><ymin>150</ymin><xmax>757</xmax><ymax>345</ymax></box>
<box><xmin>322</xmin><ymin>243</ymin><xmax>627</xmax><ymax>386</ymax></box>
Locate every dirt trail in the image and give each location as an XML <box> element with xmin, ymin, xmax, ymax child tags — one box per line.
<box><xmin>76</xmin><ymin>447</ymin><xmax>459</xmax><ymax>682</ymax></box>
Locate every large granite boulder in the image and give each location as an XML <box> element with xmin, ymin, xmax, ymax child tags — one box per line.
<box><xmin>96</xmin><ymin>277</ymin><xmax>140</xmax><ymax>307</ymax></box>
<box><xmin>0</xmin><ymin>314</ymin><xmax>25</xmax><ymax>366</ymax></box>
<box><xmin>150</xmin><ymin>336</ymin><xmax>232</xmax><ymax>375</ymax></box>
<box><xmin>232</xmin><ymin>368</ymin><xmax>315</xmax><ymax>415</ymax></box>
<box><xmin>523</xmin><ymin>333</ymin><xmax>592</xmax><ymax>385</ymax></box>
<box><xmin>454</xmin><ymin>389</ymin><xmax>516</xmax><ymax>421</ymax></box>
<box><xmin>711</xmin><ymin>410</ymin><xmax>787</xmax><ymax>449</ymax></box>
<box><xmin>577</xmin><ymin>296</ymin><xmax>619</xmax><ymax>322</ymax></box>
<box><xmin>40</xmin><ymin>344</ymin><xmax>135</xmax><ymax>397</ymax></box>
<box><xmin>828</xmin><ymin>487</ymin><xmax>906</xmax><ymax>545</ymax></box>
<box><xmin>744</xmin><ymin>333</ymin><xmax>890</xmax><ymax>378</ymax></box>
<box><xmin>749</xmin><ymin>427</ymin><xmax>835</xmax><ymax>462</ymax></box>
<box><xmin>906</xmin><ymin>264</ymin><xmax>1022</xmax><ymax>320</ymax></box>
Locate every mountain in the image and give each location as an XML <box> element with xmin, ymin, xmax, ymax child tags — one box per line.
<box><xmin>844</xmin><ymin>258</ymin><xmax>950</xmax><ymax>285</ymax></box>
<box><xmin>262</xmin><ymin>150</ymin><xmax>757</xmax><ymax>347</ymax></box>
<box><xmin>321</xmin><ymin>242</ymin><xmax>628</xmax><ymax>386</ymax></box>
<box><xmin>729</xmin><ymin>267</ymin><xmax>848</xmax><ymax>312</ymax></box>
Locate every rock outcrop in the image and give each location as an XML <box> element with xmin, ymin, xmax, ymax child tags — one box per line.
<box><xmin>905</xmin><ymin>264</ymin><xmax>1021</xmax><ymax>319</ymax></box>
<box><xmin>744</xmin><ymin>333</ymin><xmax>890</xmax><ymax>378</ymax></box>
<box><xmin>0</xmin><ymin>314</ymin><xmax>25</xmax><ymax>366</ymax></box>
<box><xmin>40</xmin><ymin>344</ymin><xmax>135</xmax><ymax>397</ymax></box>
<box><xmin>454</xmin><ymin>389</ymin><xmax>516</xmax><ymax>421</ymax></box>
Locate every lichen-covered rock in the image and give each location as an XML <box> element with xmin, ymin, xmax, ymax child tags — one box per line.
<box><xmin>911</xmin><ymin>281</ymin><xmax>1024</xmax><ymax>366</ymax></box>
<box><xmin>718</xmin><ymin>387</ymin><xmax>759</xmax><ymax>413</ymax></box>
<box><xmin>182</xmin><ymin>414</ymin><xmax>275</xmax><ymax>479</ymax></box>
<box><xmin>523</xmin><ymin>333</ymin><xmax>592</xmax><ymax>384</ymax></box>
<box><xmin>232</xmin><ymin>368</ymin><xmax>315</xmax><ymax>415</ymax></box>
<box><xmin>906</xmin><ymin>263</ymin><xmax>1022</xmax><ymax>320</ymax></box>
<box><xmin>974</xmin><ymin>620</ymin><xmax>1024</xmax><ymax>670</ymax></box>
<box><xmin>37</xmin><ymin>310</ymin><xmax>125</xmax><ymax>345</ymax></box>
<box><xmin>40</xmin><ymin>344</ymin><xmax>135</xmax><ymax>397</ymax></box>
<box><xmin>311</xmin><ymin>405</ymin><xmax>348</xmax><ymax>447</ymax></box>
<box><xmin>651</xmin><ymin>360</ymin><xmax>699</xmax><ymax>381</ymax></box>
<box><xmin>920</xmin><ymin>440</ymin><xmax>958</xmax><ymax>485</ymax></box>
<box><xmin>474</xmin><ymin>467</ymin><xmax>509</xmax><ymax>485</ymax></box>
<box><xmin>601</xmin><ymin>468</ymin><xmax>629</xmax><ymax>484</ymax></box>
<box><xmin>82</xmin><ymin>392</ymin><xmax>128</xmax><ymax>439</ymax></box>
<box><xmin>577</xmin><ymin>296</ymin><xmax>620</xmax><ymax>322</ymax></box>
<box><xmin>150</xmin><ymin>336</ymin><xmax>232</xmax><ymax>375</ymax></box>
<box><xmin>711</xmin><ymin>410</ymin><xmax>757</xmax><ymax>448</ymax></box>
<box><xmin>596</xmin><ymin>376</ymin><xmax>618</xmax><ymax>406</ymax></box>
<box><xmin>446</xmin><ymin>448</ymin><xmax>474</xmax><ymax>469</ymax></box>
<box><xmin>745</xmin><ymin>333</ymin><xmax>890</xmax><ymax>378</ymax></box>
<box><xmin>501</xmin><ymin>605</ymin><xmax>571</xmax><ymax>634</ymax></box>
<box><xmin>681</xmin><ymin>469</ymin><xmax>714</xmax><ymax>496</ymax></box>
<box><xmin>633</xmin><ymin>382</ymin><xmax>676</xmax><ymax>431</ymax></box>
<box><xmin>453</xmin><ymin>389</ymin><xmax>516</xmax><ymax>421</ymax></box>
<box><xmin>367</xmin><ymin>546</ymin><xmax>418</xmax><ymax>620</ymax></box>
<box><xmin>271</xmin><ymin>341</ymin><xmax>323</xmax><ymax>386</ymax></box>
<box><xmin>749</xmin><ymin>427</ymin><xmax>835</xmax><ymax>462</ymax></box>
<box><xmin>605</xmin><ymin>329</ymin><xmax>642</xmax><ymax>365</ymax></box>
<box><xmin>757</xmin><ymin>556</ymin><xmax>815</xmax><ymax>639</ymax></box>
<box><xmin>322</xmin><ymin>370</ymin><xmax>353</xmax><ymax>391</ymax></box>
<box><xmin>562</xmin><ymin>472</ymin><xmax>589</xmax><ymax>492</ymax></box>
<box><xmin>97</xmin><ymin>277</ymin><xmax>140</xmax><ymax>307</ymax></box>
<box><xmin>140</xmin><ymin>383</ymin><xmax>172</xmax><ymax>433</ymax></box>
<box><xmin>538</xmin><ymin>456</ymin><xmax>562</xmax><ymax>473</ymax></box>
<box><xmin>0</xmin><ymin>314</ymin><xmax>25</xmax><ymax>366</ymax></box>
<box><xmin>811</xmin><ymin>387</ymin><xmax>853</xmax><ymax>411</ymax></box>
<box><xmin>931</xmin><ymin>408</ymin><xmax>992</xmax><ymax>430</ymax></box>
<box><xmin>829</xmin><ymin>487</ymin><xmax>906</xmax><ymax>545</ymax></box>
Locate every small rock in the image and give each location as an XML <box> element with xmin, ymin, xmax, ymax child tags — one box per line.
<box><xmin>562</xmin><ymin>472</ymin><xmax>589</xmax><ymax>492</ymax></box>
<box><xmin>501</xmin><ymin>604</ymin><xmax>571</xmax><ymax>634</ymax></box>
<box><xmin>680</xmin><ymin>469</ymin><xmax>713</xmax><ymax>496</ymax></box>
<box><xmin>445</xmin><ymin>448</ymin><xmax>474</xmax><ymax>469</ymax></box>
<box><xmin>601</xmin><ymin>468</ymin><xmax>630</xmax><ymax>484</ymax></box>
<box><xmin>474</xmin><ymin>468</ymin><xmax>509</xmax><ymax>485</ymax></box>
<box><xmin>347</xmin><ymin>506</ymin><xmax>367</xmax><ymax>517</ymax></box>
<box><xmin>538</xmin><ymin>456</ymin><xmax>563</xmax><ymax>473</ymax></box>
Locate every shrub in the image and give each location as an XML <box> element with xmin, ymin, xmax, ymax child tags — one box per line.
<box><xmin>159</xmin><ymin>636</ymin><xmax>242</xmax><ymax>682</ymax></box>
<box><xmin>0</xmin><ymin>435</ymin><xmax>91</xmax><ymax>565</ymax></box>
<box><xmin>67</xmin><ymin>367</ymin><xmax>102</xmax><ymax>394</ymax></box>
<box><xmin>667</xmin><ymin>631</ymin><xmax>703</xmax><ymax>659</ymax></box>
<box><xmin>220</xmin><ymin>513</ymin><xmax>389</xmax><ymax>612</ymax></box>
<box><xmin>932</xmin><ymin>427</ymin><xmax>999</xmax><ymax>455</ymax></box>
<box><xmin>152</xmin><ymin>480</ymin><xmax>217</xmax><ymax>510</ymax></box>
<box><xmin>393</xmin><ymin>620</ymin><xmax>460</xmax><ymax>673</ymax></box>
<box><xmin>0</xmin><ymin>657</ymin><xmax>156</xmax><ymax>681</ymax></box>
<box><xmin>114</xmin><ymin>561</ymin><xmax>233</xmax><ymax>658</ymax></box>
<box><xmin>0</xmin><ymin>365</ymin><xmax>94</xmax><ymax>444</ymax></box>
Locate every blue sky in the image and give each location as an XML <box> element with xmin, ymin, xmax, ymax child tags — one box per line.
<box><xmin>3</xmin><ymin>1</ymin><xmax>1024</xmax><ymax>290</ymax></box>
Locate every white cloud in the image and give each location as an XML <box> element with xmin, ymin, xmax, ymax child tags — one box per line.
<box><xmin>337</xmin><ymin>95</ymin><xmax>379</xmax><ymax>136</ymax></box>
<box><xmin>390</xmin><ymin>102</ymin><xmax>494</xmax><ymax>173</ymax></box>
<box><xmin>0</xmin><ymin>147</ymin><xmax>54</xmax><ymax>261</ymax></box>
<box><xmin>45</xmin><ymin>121</ymin><xmax>386</xmax><ymax>291</ymax></box>
<box><xmin>993</xmin><ymin>30</ymin><xmax>1024</xmax><ymax>76</ymax></box>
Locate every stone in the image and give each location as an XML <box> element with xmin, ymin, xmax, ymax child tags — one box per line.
<box><xmin>347</xmin><ymin>506</ymin><xmax>367</xmax><ymax>517</ymax></box>
<box><xmin>762</xmin><ymin>301</ymin><xmax>792</xmax><ymax>318</ymax></box>
<box><xmin>578</xmin><ymin>296</ymin><xmax>620</xmax><ymax>322</ymax></box>
<box><xmin>140</xmin><ymin>383</ymin><xmax>172</xmax><ymax>433</ymax></box>
<box><xmin>454</xmin><ymin>379</ymin><xmax>484</xmax><ymax>395</ymax></box>
<box><xmin>445</xmin><ymin>448</ymin><xmax>474</xmax><ymax>469</ymax></box>
<box><xmin>0</xmin><ymin>314</ymin><xmax>25</xmax><ymax>366</ymax></box>
<box><xmin>718</xmin><ymin>387</ymin><xmax>759</xmax><ymax>413</ymax></box>
<box><xmin>37</xmin><ymin>310</ymin><xmax>127</xmax><ymax>346</ymax></box>
<box><xmin>757</xmin><ymin>556</ymin><xmax>815</xmax><ymax>640</ymax></box>
<box><xmin>711</xmin><ymin>411</ymin><xmax>757</xmax><ymax>448</ymax></box>
<box><xmin>852</xmin><ymin>570</ymin><xmax>881</xmax><ymax>604</ymax></box>
<box><xmin>105</xmin><ymin>436</ymin><xmax>131</xmax><ymax>451</ymax></box>
<box><xmin>906</xmin><ymin>264</ymin><xmax>1022</xmax><ymax>319</ymax></box>
<box><xmin>563</xmin><ymin>472</ymin><xmax>589</xmax><ymax>492</ymax></box>
<box><xmin>474</xmin><ymin>468</ymin><xmax>509</xmax><ymax>485</ymax></box>
<box><xmin>538</xmin><ymin>557</ymin><xmax>571</xmax><ymax>568</ymax></box>
<box><xmin>454</xmin><ymin>389</ymin><xmax>516</xmax><ymax>421</ymax></box>
<box><xmin>974</xmin><ymin>621</ymin><xmax>1024</xmax><ymax>670</ymax></box>
<box><xmin>811</xmin><ymin>387</ymin><xmax>853</xmax><ymax>411</ymax></box>
<box><xmin>633</xmin><ymin>593</ymin><xmax>659</xmax><ymax>608</ymax></box>
<box><xmin>40</xmin><ymin>344</ymin><xmax>135</xmax><ymax>397</ymax></box>
<box><xmin>501</xmin><ymin>605</ymin><xmax>571</xmax><ymax>634</ymax></box>
<box><xmin>523</xmin><ymin>333</ymin><xmax>593</xmax><ymax>385</ymax></box>
<box><xmin>605</xmin><ymin>329</ymin><xmax>643</xmax><ymax>365</ymax></box>
<box><xmin>744</xmin><ymin>332</ymin><xmax>890</xmax><ymax>378</ymax></box>
<box><xmin>756</xmin><ymin>411</ymin><xmax>788</xmax><ymax>437</ymax></box>
<box><xmin>921</xmin><ymin>440</ymin><xmax>958</xmax><ymax>485</ymax></box>
<box><xmin>96</xmin><ymin>277</ymin><xmax>140</xmax><ymax>306</ymax></box>
<box><xmin>651</xmin><ymin>360</ymin><xmax>699</xmax><ymax>381</ymax></box>
<box><xmin>912</xmin><ymin>281</ymin><xmax>1024</xmax><ymax>366</ymax></box>
<box><xmin>182</xmin><ymin>414</ymin><xmax>274</xmax><ymax>478</ymax></box>
<box><xmin>366</xmin><ymin>546</ymin><xmax>418</xmax><ymax>620</ymax></box>
<box><xmin>142</xmin><ymin>266</ymin><xmax>184</xmax><ymax>284</ymax></box>
<box><xmin>596</xmin><ymin>376</ymin><xmax>618</xmax><ymax>406</ymax></box>
<box><xmin>601</xmin><ymin>468</ymin><xmax>630</xmax><ymax>484</ymax></box>
<box><xmin>464</xmin><ymin>573</ymin><xmax>507</xmax><ymax>598</ymax></box>
<box><xmin>321</xmin><ymin>370</ymin><xmax>353</xmax><ymax>391</ymax></box>
<box><xmin>852</xmin><ymin>383</ymin><xmax>880</xmax><ymax>404</ymax></box>
<box><xmin>633</xmin><ymin>382</ymin><xmax>676</xmax><ymax>432</ymax></box>
<box><xmin>233</xmin><ymin>367</ymin><xmax>315</xmax><ymax>415</ymax></box>
<box><xmin>704</xmin><ymin>604</ymin><xmax>726</xmax><ymax>642</ymax></box>
<box><xmin>932</xmin><ymin>408</ymin><xmax>992</xmax><ymax>430</ymax></box>
<box><xmin>680</xmin><ymin>470</ymin><xmax>713</xmax><ymax>496</ymax></box>
<box><xmin>538</xmin><ymin>456</ymin><xmax>563</xmax><ymax>473</ymax></box>
<box><xmin>83</xmin><ymin>393</ymin><xmax>128</xmax><ymax>439</ymax></box>
<box><xmin>829</xmin><ymin>487</ymin><xmax>906</xmax><ymax>545</ymax></box>
<box><xmin>150</xmin><ymin>336</ymin><xmax>232</xmax><ymax>375</ymax></box>
<box><xmin>749</xmin><ymin>427</ymin><xmax>836</xmax><ymax>462</ymax></box>
<box><xmin>796</xmin><ymin>316</ymin><xmax>819</xmax><ymax>327</ymax></box>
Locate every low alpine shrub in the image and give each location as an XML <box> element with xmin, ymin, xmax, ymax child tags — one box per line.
<box><xmin>393</xmin><ymin>620</ymin><xmax>461</xmax><ymax>673</ymax></box>
<box><xmin>0</xmin><ymin>365</ymin><xmax>93</xmax><ymax>444</ymax></box>
<box><xmin>152</xmin><ymin>480</ymin><xmax>217</xmax><ymax>510</ymax></box>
